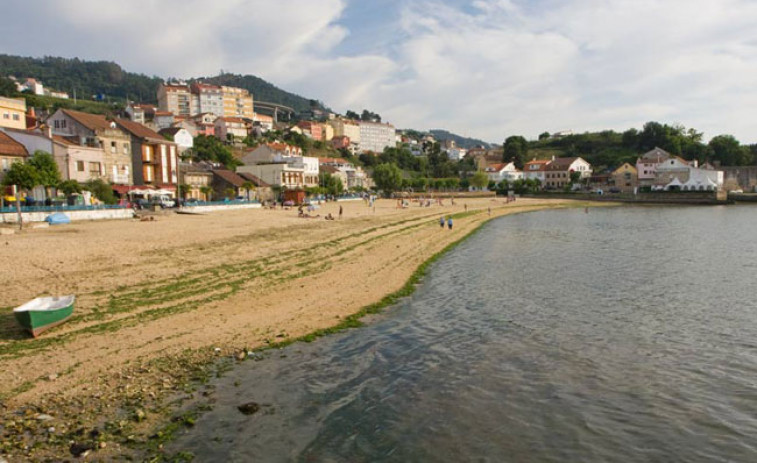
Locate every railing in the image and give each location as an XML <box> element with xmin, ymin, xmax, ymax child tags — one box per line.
<box><xmin>182</xmin><ymin>199</ymin><xmax>261</xmax><ymax>207</ymax></box>
<box><xmin>0</xmin><ymin>204</ymin><xmax>128</xmax><ymax>214</ymax></box>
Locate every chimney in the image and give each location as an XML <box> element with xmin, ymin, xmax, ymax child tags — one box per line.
<box><xmin>46</xmin><ymin>125</ymin><xmax>52</xmax><ymax>139</ymax></box>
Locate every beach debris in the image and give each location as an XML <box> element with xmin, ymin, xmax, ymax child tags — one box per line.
<box><xmin>133</xmin><ymin>408</ymin><xmax>146</xmax><ymax>422</ymax></box>
<box><xmin>35</xmin><ymin>413</ymin><xmax>54</xmax><ymax>421</ymax></box>
<box><xmin>214</xmin><ymin>347</ymin><xmax>222</xmax><ymax>353</ymax></box>
<box><xmin>47</xmin><ymin>374</ymin><xmax>58</xmax><ymax>381</ymax></box>
<box><xmin>237</xmin><ymin>402</ymin><xmax>260</xmax><ymax>415</ymax></box>
<box><xmin>69</xmin><ymin>442</ymin><xmax>94</xmax><ymax>457</ymax></box>
<box><xmin>235</xmin><ymin>351</ymin><xmax>246</xmax><ymax>361</ymax></box>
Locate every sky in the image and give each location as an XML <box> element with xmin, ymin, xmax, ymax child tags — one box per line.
<box><xmin>2</xmin><ymin>0</ymin><xmax>757</xmax><ymax>144</ymax></box>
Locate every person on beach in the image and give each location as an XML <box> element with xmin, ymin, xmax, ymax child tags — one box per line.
<box><xmin>464</xmin><ymin>203</ymin><xmax>468</xmax><ymax>212</ymax></box>
<box><xmin>447</xmin><ymin>217</ymin><xmax>453</xmax><ymax>230</ymax></box>
<box><xmin>439</xmin><ymin>216</ymin><xmax>445</xmax><ymax>228</ymax></box>
<box><xmin>339</xmin><ymin>205</ymin><xmax>343</xmax><ymax>219</ymax></box>
<box><xmin>488</xmin><ymin>206</ymin><xmax>491</xmax><ymax>216</ymax></box>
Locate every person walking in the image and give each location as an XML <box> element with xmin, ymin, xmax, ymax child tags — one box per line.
<box><xmin>447</xmin><ymin>216</ymin><xmax>453</xmax><ymax>230</ymax></box>
<box><xmin>439</xmin><ymin>216</ymin><xmax>445</xmax><ymax>228</ymax></box>
<box><xmin>339</xmin><ymin>205</ymin><xmax>343</xmax><ymax>219</ymax></box>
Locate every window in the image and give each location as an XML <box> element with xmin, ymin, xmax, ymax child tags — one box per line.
<box><xmin>54</xmin><ymin>120</ymin><xmax>60</xmax><ymax>128</ymax></box>
<box><xmin>12</xmin><ymin>114</ymin><xmax>20</xmax><ymax>121</ymax></box>
<box><xmin>3</xmin><ymin>113</ymin><xmax>9</xmax><ymax>119</ymax></box>
<box><xmin>76</xmin><ymin>161</ymin><xmax>85</xmax><ymax>172</ymax></box>
<box><xmin>123</xmin><ymin>143</ymin><xmax>129</xmax><ymax>154</ymax></box>
<box><xmin>89</xmin><ymin>162</ymin><xmax>101</xmax><ymax>174</ymax></box>
<box><xmin>111</xmin><ymin>141</ymin><xmax>117</xmax><ymax>153</ymax></box>
<box><xmin>62</xmin><ymin>120</ymin><xmax>66</xmax><ymax>128</ymax></box>
<box><xmin>2</xmin><ymin>158</ymin><xmax>8</xmax><ymax>171</ymax></box>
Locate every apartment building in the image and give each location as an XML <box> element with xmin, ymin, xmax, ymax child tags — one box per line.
<box><xmin>0</xmin><ymin>96</ymin><xmax>27</xmax><ymax>130</ymax></box>
<box><xmin>359</xmin><ymin>121</ymin><xmax>396</xmax><ymax>154</ymax></box>
<box><xmin>221</xmin><ymin>86</ymin><xmax>254</xmax><ymax>119</ymax></box>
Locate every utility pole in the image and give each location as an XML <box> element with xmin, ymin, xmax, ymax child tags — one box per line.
<box><xmin>13</xmin><ymin>185</ymin><xmax>22</xmax><ymax>230</ymax></box>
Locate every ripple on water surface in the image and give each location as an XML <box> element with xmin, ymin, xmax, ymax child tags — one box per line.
<box><xmin>170</xmin><ymin>206</ymin><xmax>757</xmax><ymax>462</ymax></box>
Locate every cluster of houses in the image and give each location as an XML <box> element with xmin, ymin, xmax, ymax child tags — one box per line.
<box><xmin>0</xmin><ymin>86</ymin><xmax>376</xmax><ymax>203</ymax></box>
<box><xmin>2</xmin><ymin>75</ymin><xmax>754</xmax><ymax>201</ymax></box>
<box><xmin>476</xmin><ymin>146</ymin><xmax>733</xmax><ymax>193</ymax></box>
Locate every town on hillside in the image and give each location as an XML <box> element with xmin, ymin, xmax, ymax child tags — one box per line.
<box><xmin>2</xmin><ymin>76</ymin><xmax>756</xmax><ymax>218</ymax></box>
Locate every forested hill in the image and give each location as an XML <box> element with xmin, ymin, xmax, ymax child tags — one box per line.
<box><xmin>0</xmin><ymin>55</ymin><xmax>319</xmax><ymax>112</ymax></box>
<box><xmin>0</xmin><ymin>54</ymin><xmax>162</xmax><ymax>102</ymax></box>
<box><xmin>429</xmin><ymin>129</ymin><xmax>492</xmax><ymax>149</ymax></box>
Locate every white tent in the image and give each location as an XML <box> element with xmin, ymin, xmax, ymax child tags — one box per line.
<box><xmin>664</xmin><ymin>177</ymin><xmax>684</xmax><ymax>190</ymax></box>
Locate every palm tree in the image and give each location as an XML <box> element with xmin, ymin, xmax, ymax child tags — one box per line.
<box><xmin>200</xmin><ymin>186</ymin><xmax>213</xmax><ymax>201</ymax></box>
<box><xmin>241</xmin><ymin>181</ymin><xmax>255</xmax><ymax>201</ymax></box>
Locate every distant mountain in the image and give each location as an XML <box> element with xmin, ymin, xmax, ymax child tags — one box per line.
<box><xmin>429</xmin><ymin>129</ymin><xmax>493</xmax><ymax>149</ymax></box>
<box><xmin>0</xmin><ymin>54</ymin><xmax>321</xmax><ymax>113</ymax></box>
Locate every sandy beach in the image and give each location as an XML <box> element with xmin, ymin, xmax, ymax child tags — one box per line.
<box><xmin>0</xmin><ymin>196</ymin><xmax>585</xmax><ymax>459</ymax></box>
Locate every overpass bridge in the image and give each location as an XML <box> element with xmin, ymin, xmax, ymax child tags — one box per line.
<box><xmin>254</xmin><ymin>101</ymin><xmax>296</xmax><ymax>122</ymax></box>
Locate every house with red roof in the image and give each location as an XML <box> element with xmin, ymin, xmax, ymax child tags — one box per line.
<box><xmin>113</xmin><ymin>118</ymin><xmax>179</xmax><ymax>194</ymax></box>
<box><xmin>214</xmin><ymin>117</ymin><xmax>249</xmax><ymax>141</ymax></box>
<box><xmin>0</xmin><ymin>130</ymin><xmax>29</xmax><ymax>184</ymax></box>
<box><xmin>485</xmin><ymin>162</ymin><xmax>523</xmax><ymax>183</ymax></box>
<box><xmin>46</xmin><ymin>109</ymin><xmax>134</xmax><ymax>187</ymax></box>
<box><xmin>543</xmin><ymin>157</ymin><xmax>592</xmax><ymax>189</ymax></box>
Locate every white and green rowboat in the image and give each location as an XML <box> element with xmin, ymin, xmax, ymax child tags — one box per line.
<box><xmin>14</xmin><ymin>295</ymin><xmax>75</xmax><ymax>337</ymax></box>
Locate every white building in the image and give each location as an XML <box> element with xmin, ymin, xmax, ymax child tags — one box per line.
<box><xmin>523</xmin><ymin>160</ymin><xmax>550</xmax><ymax>184</ymax></box>
<box><xmin>446</xmin><ymin>147</ymin><xmax>467</xmax><ymax>161</ymax></box>
<box><xmin>358</xmin><ymin>121</ymin><xmax>395</xmax><ymax>154</ymax></box>
<box><xmin>655</xmin><ymin>157</ymin><xmax>724</xmax><ymax>191</ymax></box>
<box><xmin>486</xmin><ymin>162</ymin><xmax>523</xmax><ymax>183</ymax></box>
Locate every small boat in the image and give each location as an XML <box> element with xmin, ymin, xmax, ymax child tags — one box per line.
<box><xmin>14</xmin><ymin>295</ymin><xmax>75</xmax><ymax>337</ymax></box>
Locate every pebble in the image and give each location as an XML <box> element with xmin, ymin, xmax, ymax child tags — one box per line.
<box><xmin>235</xmin><ymin>351</ymin><xmax>246</xmax><ymax>361</ymax></box>
<box><xmin>36</xmin><ymin>414</ymin><xmax>54</xmax><ymax>421</ymax></box>
<box><xmin>237</xmin><ymin>402</ymin><xmax>260</xmax><ymax>415</ymax></box>
<box><xmin>47</xmin><ymin>374</ymin><xmax>58</xmax><ymax>381</ymax></box>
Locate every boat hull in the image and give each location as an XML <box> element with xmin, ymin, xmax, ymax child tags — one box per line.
<box><xmin>14</xmin><ymin>303</ymin><xmax>74</xmax><ymax>337</ymax></box>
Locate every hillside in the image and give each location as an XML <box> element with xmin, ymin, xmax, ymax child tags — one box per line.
<box><xmin>429</xmin><ymin>129</ymin><xmax>492</xmax><ymax>149</ymax></box>
<box><xmin>0</xmin><ymin>54</ymin><xmax>319</xmax><ymax>112</ymax></box>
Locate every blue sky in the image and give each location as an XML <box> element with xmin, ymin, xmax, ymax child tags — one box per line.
<box><xmin>2</xmin><ymin>0</ymin><xmax>757</xmax><ymax>144</ymax></box>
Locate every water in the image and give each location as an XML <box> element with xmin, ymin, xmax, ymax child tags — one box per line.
<box><xmin>170</xmin><ymin>206</ymin><xmax>757</xmax><ymax>462</ymax></box>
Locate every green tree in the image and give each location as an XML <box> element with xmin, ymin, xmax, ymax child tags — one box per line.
<box><xmin>58</xmin><ymin>179</ymin><xmax>83</xmax><ymax>195</ymax></box>
<box><xmin>469</xmin><ymin>171</ymin><xmax>489</xmax><ymax>189</ymax></box>
<box><xmin>84</xmin><ymin>179</ymin><xmax>117</xmax><ymax>204</ymax></box>
<box><xmin>27</xmin><ymin>151</ymin><xmax>61</xmax><ymax>190</ymax></box>
<box><xmin>0</xmin><ymin>76</ymin><xmax>17</xmax><ymax>97</ymax></box>
<box><xmin>503</xmin><ymin>136</ymin><xmax>528</xmax><ymax>169</ymax></box>
<box><xmin>192</xmin><ymin>135</ymin><xmax>240</xmax><ymax>169</ymax></box>
<box><xmin>538</xmin><ymin>132</ymin><xmax>550</xmax><ymax>141</ymax></box>
<box><xmin>709</xmin><ymin>134</ymin><xmax>751</xmax><ymax>166</ymax></box>
<box><xmin>2</xmin><ymin>161</ymin><xmax>39</xmax><ymax>190</ymax></box>
<box><xmin>372</xmin><ymin>163</ymin><xmax>403</xmax><ymax>195</ymax></box>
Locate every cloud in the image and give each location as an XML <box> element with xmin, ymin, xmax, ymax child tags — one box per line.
<box><xmin>2</xmin><ymin>0</ymin><xmax>757</xmax><ymax>143</ymax></box>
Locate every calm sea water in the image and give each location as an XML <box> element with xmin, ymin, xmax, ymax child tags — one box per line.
<box><xmin>170</xmin><ymin>205</ymin><xmax>757</xmax><ymax>462</ymax></box>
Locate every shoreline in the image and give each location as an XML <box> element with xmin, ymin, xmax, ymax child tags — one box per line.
<box><xmin>0</xmin><ymin>198</ymin><xmax>608</xmax><ymax>460</ymax></box>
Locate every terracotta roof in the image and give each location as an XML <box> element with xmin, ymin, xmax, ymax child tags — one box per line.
<box><xmin>237</xmin><ymin>172</ymin><xmax>270</xmax><ymax>187</ymax></box>
<box><xmin>212</xmin><ymin>169</ymin><xmax>247</xmax><ymax>187</ymax></box>
<box><xmin>639</xmin><ymin>147</ymin><xmax>672</xmax><ymax>162</ymax></box>
<box><xmin>320</xmin><ymin>165</ymin><xmax>340</xmax><ymax>174</ymax></box>
<box><xmin>61</xmin><ymin>109</ymin><xmax>113</xmax><ymax>132</ymax></box>
<box><xmin>158</xmin><ymin>127</ymin><xmax>182</xmax><ymax>137</ymax></box>
<box><xmin>486</xmin><ymin>163</ymin><xmax>507</xmax><ymax>172</ymax></box>
<box><xmin>545</xmin><ymin>157</ymin><xmax>581</xmax><ymax>171</ymax></box>
<box><xmin>114</xmin><ymin>118</ymin><xmax>170</xmax><ymax>143</ymax></box>
<box><xmin>0</xmin><ymin>131</ymin><xmax>29</xmax><ymax>157</ymax></box>
<box><xmin>217</xmin><ymin>117</ymin><xmax>247</xmax><ymax>124</ymax></box>
<box><xmin>319</xmin><ymin>157</ymin><xmax>349</xmax><ymax>164</ymax></box>
<box><xmin>154</xmin><ymin>111</ymin><xmax>173</xmax><ymax>117</ymax></box>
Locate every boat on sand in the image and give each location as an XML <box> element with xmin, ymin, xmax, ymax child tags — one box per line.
<box><xmin>13</xmin><ymin>295</ymin><xmax>75</xmax><ymax>337</ymax></box>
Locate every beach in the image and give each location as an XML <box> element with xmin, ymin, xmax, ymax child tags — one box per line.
<box><xmin>0</xmin><ymin>196</ymin><xmax>580</xmax><ymax>459</ymax></box>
